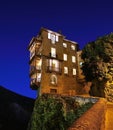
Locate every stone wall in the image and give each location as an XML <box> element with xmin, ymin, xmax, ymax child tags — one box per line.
<box><xmin>68</xmin><ymin>98</ymin><xmax>107</xmax><ymax>130</ymax></box>
<box><xmin>74</xmin><ymin>96</ymin><xmax>98</xmax><ymax>105</ymax></box>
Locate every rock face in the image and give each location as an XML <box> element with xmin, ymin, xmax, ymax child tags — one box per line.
<box><xmin>105</xmin><ymin>82</ymin><xmax>113</xmax><ymax>102</ymax></box>
<box><xmin>0</xmin><ymin>86</ymin><xmax>35</xmax><ymax>130</ymax></box>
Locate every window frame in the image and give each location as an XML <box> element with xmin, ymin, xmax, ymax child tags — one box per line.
<box><xmin>51</xmin><ymin>47</ymin><xmax>56</xmax><ymax>58</ymax></box>
<box><xmin>73</xmin><ymin>68</ymin><xmax>76</xmax><ymax>75</ymax></box>
<box><xmin>64</xmin><ymin>67</ymin><xmax>68</xmax><ymax>74</ymax></box>
<box><xmin>48</xmin><ymin>32</ymin><xmax>59</xmax><ymax>43</ymax></box>
<box><xmin>72</xmin><ymin>56</ymin><xmax>76</xmax><ymax>63</ymax></box>
<box><xmin>63</xmin><ymin>54</ymin><xmax>67</xmax><ymax>61</ymax></box>
<box><xmin>63</xmin><ymin>43</ymin><xmax>67</xmax><ymax>48</ymax></box>
<box><xmin>71</xmin><ymin>45</ymin><xmax>75</xmax><ymax>50</ymax></box>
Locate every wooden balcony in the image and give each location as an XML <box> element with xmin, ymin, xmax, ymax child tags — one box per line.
<box><xmin>29</xmin><ymin>53</ymin><xmax>41</xmax><ymax>64</ymax></box>
<box><xmin>29</xmin><ymin>66</ymin><xmax>41</xmax><ymax>76</ymax></box>
<box><xmin>30</xmin><ymin>78</ymin><xmax>41</xmax><ymax>90</ymax></box>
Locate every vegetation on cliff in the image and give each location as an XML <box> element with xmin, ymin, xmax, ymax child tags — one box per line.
<box><xmin>81</xmin><ymin>33</ymin><xmax>113</xmax><ymax>100</ymax></box>
<box><xmin>27</xmin><ymin>94</ymin><xmax>93</xmax><ymax>130</ymax></box>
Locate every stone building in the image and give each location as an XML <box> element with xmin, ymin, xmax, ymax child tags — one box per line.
<box><xmin>28</xmin><ymin>28</ymin><xmax>83</xmax><ymax>96</ymax></box>
<box><xmin>77</xmin><ymin>51</ymin><xmax>91</xmax><ymax>95</ymax></box>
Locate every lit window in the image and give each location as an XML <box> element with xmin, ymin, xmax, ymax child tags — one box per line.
<box><xmin>37</xmin><ymin>73</ymin><xmax>41</xmax><ymax>82</ymax></box>
<box><xmin>52</xmin><ymin>60</ymin><xmax>59</xmax><ymax>71</ymax></box>
<box><xmin>63</xmin><ymin>43</ymin><xmax>67</xmax><ymax>48</ymax></box>
<box><xmin>48</xmin><ymin>33</ymin><xmax>51</xmax><ymax>39</ymax></box>
<box><xmin>47</xmin><ymin>59</ymin><xmax>60</xmax><ymax>72</ymax></box>
<box><xmin>71</xmin><ymin>45</ymin><xmax>75</xmax><ymax>50</ymax></box>
<box><xmin>51</xmin><ymin>48</ymin><xmax>56</xmax><ymax>58</ymax></box>
<box><xmin>72</xmin><ymin>56</ymin><xmax>76</xmax><ymax>63</ymax></box>
<box><xmin>56</xmin><ymin>35</ymin><xmax>59</xmax><ymax>42</ymax></box>
<box><xmin>30</xmin><ymin>46</ymin><xmax>35</xmax><ymax>60</ymax></box>
<box><xmin>51</xmin><ymin>34</ymin><xmax>55</xmax><ymax>44</ymax></box>
<box><xmin>80</xmin><ymin>62</ymin><xmax>83</xmax><ymax>67</ymax></box>
<box><xmin>36</xmin><ymin>59</ymin><xmax>42</xmax><ymax>70</ymax></box>
<box><xmin>73</xmin><ymin>68</ymin><xmax>76</xmax><ymax>75</ymax></box>
<box><xmin>63</xmin><ymin>54</ymin><xmax>67</xmax><ymax>61</ymax></box>
<box><xmin>64</xmin><ymin>67</ymin><xmax>68</xmax><ymax>74</ymax></box>
<box><xmin>50</xmin><ymin>75</ymin><xmax>57</xmax><ymax>85</ymax></box>
<box><xmin>48</xmin><ymin>32</ymin><xmax>59</xmax><ymax>43</ymax></box>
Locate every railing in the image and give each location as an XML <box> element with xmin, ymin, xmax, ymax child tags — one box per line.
<box><xmin>46</xmin><ymin>66</ymin><xmax>62</xmax><ymax>74</ymax></box>
<box><xmin>29</xmin><ymin>47</ymin><xmax>42</xmax><ymax>62</ymax></box>
<box><xmin>31</xmin><ymin>78</ymin><xmax>41</xmax><ymax>84</ymax></box>
<box><xmin>30</xmin><ymin>66</ymin><xmax>41</xmax><ymax>75</ymax></box>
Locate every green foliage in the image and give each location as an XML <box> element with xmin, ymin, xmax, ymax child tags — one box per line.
<box><xmin>27</xmin><ymin>94</ymin><xmax>93</xmax><ymax>130</ymax></box>
<box><xmin>81</xmin><ymin>33</ymin><xmax>113</xmax><ymax>97</ymax></box>
<box><xmin>81</xmin><ymin>33</ymin><xmax>113</xmax><ymax>98</ymax></box>
<box><xmin>75</xmin><ymin>102</ymin><xmax>93</xmax><ymax>119</ymax></box>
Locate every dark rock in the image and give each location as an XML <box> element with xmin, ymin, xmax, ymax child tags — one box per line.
<box><xmin>0</xmin><ymin>85</ymin><xmax>35</xmax><ymax>130</ymax></box>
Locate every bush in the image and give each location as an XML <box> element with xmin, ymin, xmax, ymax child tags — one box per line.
<box><xmin>27</xmin><ymin>94</ymin><xmax>93</xmax><ymax>130</ymax></box>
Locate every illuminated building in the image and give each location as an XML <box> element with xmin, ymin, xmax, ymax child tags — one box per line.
<box><xmin>28</xmin><ymin>28</ymin><xmax>82</xmax><ymax>96</ymax></box>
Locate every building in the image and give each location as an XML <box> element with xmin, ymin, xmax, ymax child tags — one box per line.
<box><xmin>28</xmin><ymin>28</ymin><xmax>82</xmax><ymax>96</ymax></box>
<box><xmin>77</xmin><ymin>50</ymin><xmax>91</xmax><ymax>95</ymax></box>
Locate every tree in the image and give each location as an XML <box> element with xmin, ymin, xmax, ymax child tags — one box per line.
<box><xmin>81</xmin><ymin>33</ymin><xmax>113</xmax><ymax>99</ymax></box>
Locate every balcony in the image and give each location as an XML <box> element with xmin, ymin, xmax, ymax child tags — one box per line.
<box><xmin>30</xmin><ymin>78</ymin><xmax>41</xmax><ymax>90</ymax></box>
<box><xmin>29</xmin><ymin>54</ymin><xmax>41</xmax><ymax>65</ymax></box>
<box><xmin>46</xmin><ymin>66</ymin><xmax>62</xmax><ymax>74</ymax></box>
<box><xmin>29</xmin><ymin>47</ymin><xmax>42</xmax><ymax>63</ymax></box>
<box><xmin>30</xmin><ymin>66</ymin><xmax>41</xmax><ymax>76</ymax></box>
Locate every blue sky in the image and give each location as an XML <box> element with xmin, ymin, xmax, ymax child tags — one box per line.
<box><xmin>0</xmin><ymin>0</ymin><xmax>113</xmax><ymax>98</ymax></box>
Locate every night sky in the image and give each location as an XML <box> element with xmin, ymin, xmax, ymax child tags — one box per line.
<box><xmin>0</xmin><ymin>0</ymin><xmax>113</xmax><ymax>99</ymax></box>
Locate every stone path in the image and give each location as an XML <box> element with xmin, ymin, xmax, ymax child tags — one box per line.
<box><xmin>105</xmin><ymin>102</ymin><xmax>113</xmax><ymax>130</ymax></box>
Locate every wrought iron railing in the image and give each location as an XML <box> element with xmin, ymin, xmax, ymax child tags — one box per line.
<box><xmin>46</xmin><ymin>66</ymin><xmax>62</xmax><ymax>74</ymax></box>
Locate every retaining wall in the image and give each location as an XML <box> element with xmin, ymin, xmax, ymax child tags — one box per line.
<box><xmin>68</xmin><ymin>98</ymin><xmax>107</xmax><ymax>130</ymax></box>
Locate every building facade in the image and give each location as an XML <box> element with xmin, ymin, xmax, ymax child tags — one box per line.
<box><xmin>77</xmin><ymin>51</ymin><xmax>91</xmax><ymax>94</ymax></box>
<box><xmin>28</xmin><ymin>28</ymin><xmax>82</xmax><ymax>96</ymax></box>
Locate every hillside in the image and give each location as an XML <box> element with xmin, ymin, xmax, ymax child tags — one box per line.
<box><xmin>0</xmin><ymin>85</ymin><xmax>35</xmax><ymax>130</ymax></box>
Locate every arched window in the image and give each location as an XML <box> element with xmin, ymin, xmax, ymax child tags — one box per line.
<box><xmin>50</xmin><ymin>75</ymin><xmax>57</xmax><ymax>85</ymax></box>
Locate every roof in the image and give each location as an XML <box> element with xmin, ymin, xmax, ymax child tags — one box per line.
<box><xmin>64</xmin><ymin>38</ymin><xmax>78</xmax><ymax>44</ymax></box>
<box><xmin>39</xmin><ymin>27</ymin><xmax>65</xmax><ymax>37</ymax></box>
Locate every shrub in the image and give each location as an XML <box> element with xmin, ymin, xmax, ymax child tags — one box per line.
<box><xmin>27</xmin><ymin>94</ymin><xmax>93</xmax><ymax>130</ymax></box>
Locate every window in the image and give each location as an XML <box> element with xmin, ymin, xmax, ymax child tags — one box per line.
<box><xmin>48</xmin><ymin>32</ymin><xmax>51</xmax><ymax>39</ymax></box>
<box><xmin>37</xmin><ymin>73</ymin><xmax>41</xmax><ymax>82</ymax></box>
<box><xmin>73</xmin><ymin>68</ymin><xmax>76</xmax><ymax>75</ymax></box>
<box><xmin>47</xmin><ymin>59</ymin><xmax>61</xmax><ymax>73</ymax></box>
<box><xmin>72</xmin><ymin>56</ymin><xmax>76</xmax><ymax>63</ymax></box>
<box><xmin>56</xmin><ymin>35</ymin><xmax>59</xmax><ymax>42</ymax></box>
<box><xmin>63</xmin><ymin>54</ymin><xmax>67</xmax><ymax>61</ymax></box>
<box><xmin>64</xmin><ymin>67</ymin><xmax>68</xmax><ymax>74</ymax></box>
<box><xmin>50</xmin><ymin>89</ymin><xmax>57</xmax><ymax>94</ymax></box>
<box><xmin>36</xmin><ymin>59</ymin><xmax>42</xmax><ymax>70</ymax></box>
<box><xmin>80</xmin><ymin>62</ymin><xmax>83</xmax><ymax>67</ymax></box>
<box><xmin>30</xmin><ymin>50</ymin><xmax>35</xmax><ymax>60</ymax></box>
<box><xmin>63</xmin><ymin>43</ymin><xmax>67</xmax><ymax>48</ymax></box>
<box><xmin>30</xmin><ymin>45</ymin><xmax>35</xmax><ymax>60</ymax></box>
<box><xmin>50</xmin><ymin>75</ymin><xmax>57</xmax><ymax>85</ymax></box>
<box><xmin>48</xmin><ymin>32</ymin><xmax>59</xmax><ymax>43</ymax></box>
<box><xmin>51</xmin><ymin>34</ymin><xmax>55</xmax><ymax>44</ymax></box>
<box><xmin>51</xmin><ymin>48</ymin><xmax>56</xmax><ymax>58</ymax></box>
<box><xmin>71</xmin><ymin>45</ymin><xmax>75</xmax><ymax>50</ymax></box>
